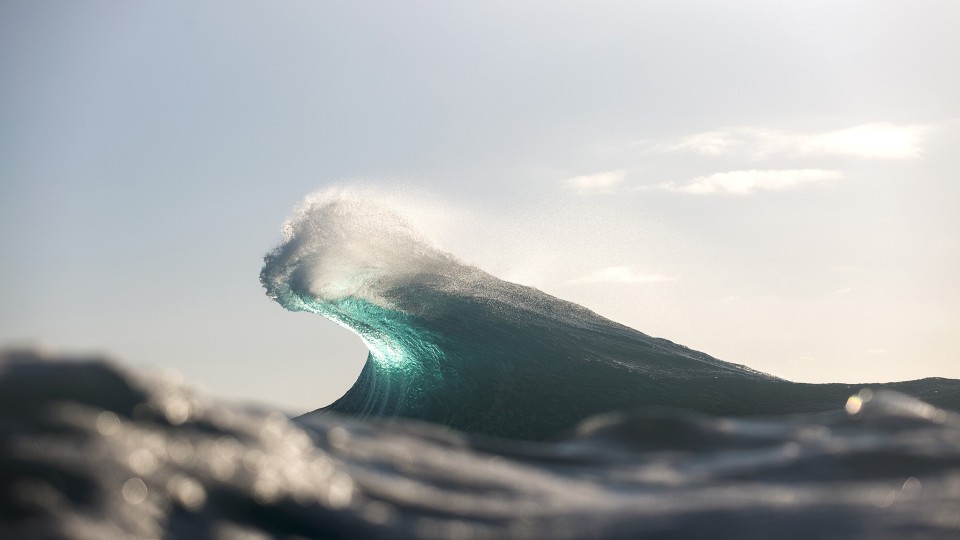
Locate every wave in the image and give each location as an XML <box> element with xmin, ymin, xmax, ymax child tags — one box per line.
<box><xmin>4</xmin><ymin>350</ymin><xmax>960</xmax><ymax>539</ymax></box>
<box><xmin>261</xmin><ymin>191</ymin><xmax>960</xmax><ymax>439</ymax></box>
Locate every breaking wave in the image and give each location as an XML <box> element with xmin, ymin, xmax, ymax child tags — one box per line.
<box><xmin>260</xmin><ymin>191</ymin><xmax>960</xmax><ymax>439</ymax></box>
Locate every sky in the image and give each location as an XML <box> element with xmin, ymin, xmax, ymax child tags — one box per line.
<box><xmin>1</xmin><ymin>1</ymin><xmax>958</xmax><ymax>412</ymax></box>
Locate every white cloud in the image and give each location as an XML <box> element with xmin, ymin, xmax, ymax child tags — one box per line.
<box><xmin>803</xmin><ymin>123</ymin><xmax>924</xmax><ymax>159</ymax></box>
<box><xmin>563</xmin><ymin>169</ymin><xmax>626</xmax><ymax>194</ymax></box>
<box><xmin>667</xmin><ymin>123</ymin><xmax>924</xmax><ymax>160</ymax></box>
<box><xmin>657</xmin><ymin>169</ymin><xmax>841</xmax><ymax>195</ymax></box>
<box><xmin>566</xmin><ymin>266</ymin><xmax>678</xmax><ymax>285</ymax></box>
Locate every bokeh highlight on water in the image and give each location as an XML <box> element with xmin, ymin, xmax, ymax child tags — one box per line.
<box><xmin>3</xmin><ymin>350</ymin><xmax>960</xmax><ymax>539</ymax></box>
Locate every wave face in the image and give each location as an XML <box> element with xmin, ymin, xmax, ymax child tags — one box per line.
<box><xmin>261</xmin><ymin>192</ymin><xmax>960</xmax><ymax>439</ymax></box>
<box><xmin>4</xmin><ymin>351</ymin><xmax>960</xmax><ymax>539</ymax></box>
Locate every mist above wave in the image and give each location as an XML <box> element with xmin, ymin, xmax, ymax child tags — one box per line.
<box><xmin>262</xmin><ymin>192</ymin><xmax>451</xmax><ymax>306</ymax></box>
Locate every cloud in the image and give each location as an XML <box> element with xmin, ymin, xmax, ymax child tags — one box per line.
<box><xmin>667</xmin><ymin>123</ymin><xmax>924</xmax><ymax>160</ymax></box>
<box><xmin>563</xmin><ymin>169</ymin><xmax>626</xmax><ymax>194</ymax></box>
<box><xmin>566</xmin><ymin>266</ymin><xmax>678</xmax><ymax>285</ymax></box>
<box><xmin>656</xmin><ymin>169</ymin><xmax>841</xmax><ymax>195</ymax></box>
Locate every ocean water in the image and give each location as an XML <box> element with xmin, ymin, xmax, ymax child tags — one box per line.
<box><xmin>3</xmin><ymin>192</ymin><xmax>959</xmax><ymax>538</ymax></box>
<box><xmin>260</xmin><ymin>193</ymin><xmax>960</xmax><ymax>439</ymax></box>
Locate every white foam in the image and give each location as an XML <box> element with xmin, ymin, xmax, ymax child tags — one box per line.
<box><xmin>267</xmin><ymin>187</ymin><xmax>463</xmax><ymax>308</ymax></box>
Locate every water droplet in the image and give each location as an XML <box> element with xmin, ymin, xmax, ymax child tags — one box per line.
<box><xmin>167</xmin><ymin>475</ymin><xmax>206</xmax><ymax>511</ymax></box>
<box><xmin>96</xmin><ymin>412</ymin><xmax>121</xmax><ymax>436</ymax></box>
<box><xmin>167</xmin><ymin>439</ymin><xmax>194</xmax><ymax>464</ymax></box>
<box><xmin>844</xmin><ymin>395</ymin><xmax>863</xmax><ymax>415</ymax></box>
<box><xmin>129</xmin><ymin>448</ymin><xmax>159</xmax><ymax>475</ymax></box>
<box><xmin>901</xmin><ymin>477</ymin><xmax>922</xmax><ymax>495</ymax></box>
<box><xmin>163</xmin><ymin>398</ymin><xmax>191</xmax><ymax>425</ymax></box>
<box><xmin>328</xmin><ymin>427</ymin><xmax>350</xmax><ymax>450</ymax></box>
<box><xmin>326</xmin><ymin>473</ymin><xmax>354</xmax><ymax>509</ymax></box>
<box><xmin>122</xmin><ymin>477</ymin><xmax>149</xmax><ymax>505</ymax></box>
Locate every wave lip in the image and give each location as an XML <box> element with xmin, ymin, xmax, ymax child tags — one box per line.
<box><xmin>263</xmin><ymin>192</ymin><xmax>960</xmax><ymax>439</ymax></box>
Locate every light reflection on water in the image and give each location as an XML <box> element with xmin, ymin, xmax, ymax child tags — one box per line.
<box><xmin>2</xmin><ymin>351</ymin><xmax>960</xmax><ymax>539</ymax></box>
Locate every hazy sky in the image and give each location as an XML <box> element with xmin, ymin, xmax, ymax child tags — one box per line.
<box><xmin>2</xmin><ymin>1</ymin><xmax>958</xmax><ymax>412</ymax></box>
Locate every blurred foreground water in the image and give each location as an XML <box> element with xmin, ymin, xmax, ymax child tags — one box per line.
<box><xmin>2</xmin><ymin>349</ymin><xmax>960</xmax><ymax>539</ymax></box>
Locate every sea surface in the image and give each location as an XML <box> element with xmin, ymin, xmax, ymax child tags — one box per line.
<box><xmin>3</xmin><ymin>192</ymin><xmax>959</xmax><ymax>538</ymax></box>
